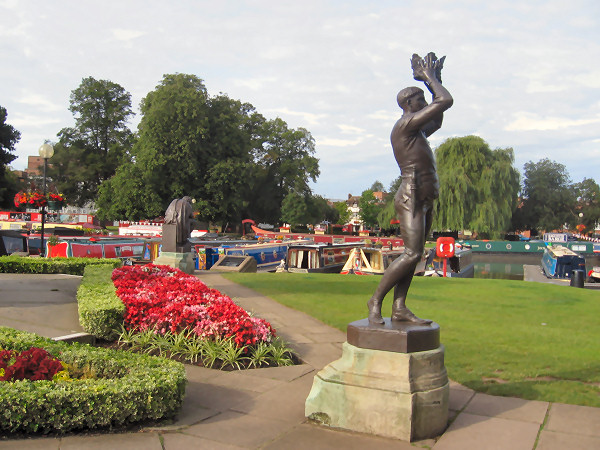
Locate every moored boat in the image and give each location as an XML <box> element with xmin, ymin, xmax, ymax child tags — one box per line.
<box><xmin>541</xmin><ymin>245</ymin><xmax>586</xmax><ymax>279</ymax></box>
<box><xmin>286</xmin><ymin>242</ymin><xmax>365</xmax><ymax>273</ymax></box>
<box><xmin>422</xmin><ymin>247</ymin><xmax>475</xmax><ymax>278</ymax></box>
<box><xmin>340</xmin><ymin>247</ymin><xmax>403</xmax><ymax>275</ymax></box>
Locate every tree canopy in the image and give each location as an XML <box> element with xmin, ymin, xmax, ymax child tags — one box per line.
<box><xmin>573</xmin><ymin>178</ymin><xmax>600</xmax><ymax>233</ymax></box>
<box><xmin>0</xmin><ymin>106</ymin><xmax>21</xmax><ymax>208</ymax></box>
<box><xmin>433</xmin><ymin>136</ymin><xmax>520</xmax><ymax>238</ymax></box>
<box><xmin>48</xmin><ymin>77</ymin><xmax>135</xmax><ymax>206</ymax></box>
<box><xmin>516</xmin><ymin>158</ymin><xmax>576</xmax><ymax>232</ymax></box>
<box><xmin>96</xmin><ymin>73</ymin><xmax>320</xmax><ymax>227</ymax></box>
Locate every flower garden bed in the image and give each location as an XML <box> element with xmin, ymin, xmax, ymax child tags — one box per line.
<box><xmin>78</xmin><ymin>263</ymin><xmax>298</xmax><ymax>369</ymax></box>
<box><xmin>0</xmin><ymin>327</ymin><xmax>186</xmax><ymax>435</ymax></box>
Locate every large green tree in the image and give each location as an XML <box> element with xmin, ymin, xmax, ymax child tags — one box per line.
<box><xmin>573</xmin><ymin>178</ymin><xmax>600</xmax><ymax>233</ymax></box>
<box><xmin>49</xmin><ymin>77</ymin><xmax>135</xmax><ymax>206</ymax></box>
<box><xmin>0</xmin><ymin>106</ymin><xmax>20</xmax><ymax>208</ymax></box>
<box><xmin>97</xmin><ymin>74</ymin><xmax>320</xmax><ymax>226</ymax></box>
<box><xmin>518</xmin><ymin>158</ymin><xmax>575</xmax><ymax>232</ymax></box>
<box><xmin>433</xmin><ymin>136</ymin><xmax>520</xmax><ymax>238</ymax></box>
<box><xmin>359</xmin><ymin>189</ymin><xmax>383</xmax><ymax>228</ymax></box>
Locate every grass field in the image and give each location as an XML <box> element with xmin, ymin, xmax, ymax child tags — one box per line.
<box><xmin>223</xmin><ymin>272</ymin><xmax>600</xmax><ymax>407</ymax></box>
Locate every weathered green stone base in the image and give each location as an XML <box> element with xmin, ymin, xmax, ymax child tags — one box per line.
<box><xmin>153</xmin><ymin>251</ymin><xmax>195</xmax><ymax>274</ymax></box>
<box><xmin>305</xmin><ymin>342</ymin><xmax>449</xmax><ymax>442</ymax></box>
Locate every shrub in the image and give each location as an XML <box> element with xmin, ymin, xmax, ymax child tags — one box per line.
<box><xmin>77</xmin><ymin>265</ymin><xmax>125</xmax><ymax>340</ymax></box>
<box><xmin>0</xmin><ymin>256</ymin><xmax>121</xmax><ymax>275</ymax></box>
<box><xmin>0</xmin><ymin>327</ymin><xmax>186</xmax><ymax>434</ymax></box>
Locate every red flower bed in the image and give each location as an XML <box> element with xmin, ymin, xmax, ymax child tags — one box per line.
<box><xmin>112</xmin><ymin>264</ymin><xmax>275</xmax><ymax>347</ymax></box>
<box><xmin>0</xmin><ymin>347</ymin><xmax>64</xmax><ymax>382</ymax></box>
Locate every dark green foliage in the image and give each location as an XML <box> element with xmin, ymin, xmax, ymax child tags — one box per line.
<box><xmin>573</xmin><ymin>178</ymin><xmax>600</xmax><ymax>233</ymax></box>
<box><xmin>49</xmin><ymin>77</ymin><xmax>135</xmax><ymax>206</ymax></box>
<box><xmin>77</xmin><ymin>265</ymin><xmax>125</xmax><ymax>340</ymax></box>
<box><xmin>0</xmin><ymin>327</ymin><xmax>186</xmax><ymax>434</ymax></box>
<box><xmin>0</xmin><ymin>106</ymin><xmax>21</xmax><ymax>209</ymax></box>
<box><xmin>0</xmin><ymin>256</ymin><xmax>120</xmax><ymax>275</ymax></box>
<box><xmin>96</xmin><ymin>74</ymin><xmax>320</xmax><ymax>226</ymax></box>
<box><xmin>518</xmin><ymin>158</ymin><xmax>575</xmax><ymax>231</ymax></box>
<box><xmin>434</xmin><ymin>136</ymin><xmax>520</xmax><ymax>238</ymax></box>
<box><xmin>358</xmin><ymin>189</ymin><xmax>383</xmax><ymax>227</ymax></box>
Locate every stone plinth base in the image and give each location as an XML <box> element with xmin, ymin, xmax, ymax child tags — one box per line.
<box><xmin>305</xmin><ymin>342</ymin><xmax>448</xmax><ymax>441</ymax></box>
<box><xmin>153</xmin><ymin>251</ymin><xmax>195</xmax><ymax>274</ymax></box>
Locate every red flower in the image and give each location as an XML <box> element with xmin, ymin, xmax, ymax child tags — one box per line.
<box><xmin>112</xmin><ymin>264</ymin><xmax>275</xmax><ymax>347</ymax></box>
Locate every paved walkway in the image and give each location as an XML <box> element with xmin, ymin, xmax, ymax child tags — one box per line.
<box><xmin>1</xmin><ymin>272</ymin><xmax>599</xmax><ymax>449</ymax></box>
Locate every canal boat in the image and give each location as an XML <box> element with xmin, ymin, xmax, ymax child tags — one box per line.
<box><xmin>340</xmin><ymin>247</ymin><xmax>403</xmax><ymax>275</ymax></box>
<box><xmin>541</xmin><ymin>245</ymin><xmax>586</xmax><ymax>279</ymax></box>
<box><xmin>423</xmin><ymin>247</ymin><xmax>475</xmax><ymax>278</ymax></box>
<box><xmin>286</xmin><ymin>242</ymin><xmax>365</xmax><ymax>273</ymax></box>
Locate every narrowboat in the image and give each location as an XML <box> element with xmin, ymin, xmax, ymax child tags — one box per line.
<box><xmin>286</xmin><ymin>242</ymin><xmax>365</xmax><ymax>273</ymax></box>
<box><xmin>541</xmin><ymin>245</ymin><xmax>586</xmax><ymax>279</ymax></box>
<box><xmin>422</xmin><ymin>247</ymin><xmax>475</xmax><ymax>278</ymax></box>
<box><xmin>340</xmin><ymin>247</ymin><xmax>402</xmax><ymax>275</ymax></box>
<box><xmin>219</xmin><ymin>241</ymin><xmax>302</xmax><ymax>271</ymax></box>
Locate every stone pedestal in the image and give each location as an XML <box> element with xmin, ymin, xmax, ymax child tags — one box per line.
<box><xmin>305</xmin><ymin>319</ymin><xmax>448</xmax><ymax>442</ymax></box>
<box><xmin>153</xmin><ymin>251</ymin><xmax>195</xmax><ymax>275</ymax></box>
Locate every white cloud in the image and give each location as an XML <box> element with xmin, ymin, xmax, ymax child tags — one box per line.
<box><xmin>110</xmin><ymin>29</ymin><xmax>145</xmax><ymax>41</ymax></box>
<box><xmin>505</xmin><ymin>112</ymin><xmax>600</xmax><ymax>132</ymax></box>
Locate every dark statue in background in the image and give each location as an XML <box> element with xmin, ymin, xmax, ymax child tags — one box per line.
<box><xmin>164</xmin><ymin>196</ymin><xmax>194</xmax><ymax>249</ymax></box>
<box><xmin>367</xmin><ymin>52</ymin><xmax>453</xmax><ymax>325</ymax></box>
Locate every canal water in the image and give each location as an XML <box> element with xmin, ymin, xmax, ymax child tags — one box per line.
<box><xmin>472</xmin><ymin>253</ymin><xmax>600</xmax><ymax>280</ymax></box>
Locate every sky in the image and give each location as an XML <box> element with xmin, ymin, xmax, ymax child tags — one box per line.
<box><xmin>1</xmin><ymin>0</ymin><xmax>599</xmax><ymax>201</ymax></box>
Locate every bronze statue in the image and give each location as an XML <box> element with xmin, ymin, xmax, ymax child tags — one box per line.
<box><xmin>164</xmin><ymin>196</ymin><xmax>194</xmax><ymax>247</ymax></box>
<box><xmin>367</xmin><ymin>52</ymin><xmax>453</xmax><ymax>325</ymax></box>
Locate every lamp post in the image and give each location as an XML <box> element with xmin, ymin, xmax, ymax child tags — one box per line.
<box><xmin>38</xmin><ymin>143</ymin><xmax>54</xmax><ymax>257</ymax></box>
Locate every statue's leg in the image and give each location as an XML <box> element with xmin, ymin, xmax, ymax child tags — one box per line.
<box><xmin>391</xmin><ymin>203</ymin><xmax>434</xmax><ymax>324</ymax></box>
<box><xmin>368</xmin><ymin>183</ymin><xmax>419</xmax><ymax>324</ymax></box>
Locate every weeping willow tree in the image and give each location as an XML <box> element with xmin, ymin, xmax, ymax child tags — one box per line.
<box><xmin>433</xmin><ymin>136</ymin><xmax>520</xmax><ymax>238</ymax></box>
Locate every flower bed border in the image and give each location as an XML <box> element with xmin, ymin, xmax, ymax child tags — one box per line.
<box><xmin>0</xmin><ymin>327</ymin><xmax>186</xmax><ymax>434</ymax></box>
<box><xmin>0</xmin><ymin>256</ymin><xmax>121</xmax><ymax>275</ymax></box>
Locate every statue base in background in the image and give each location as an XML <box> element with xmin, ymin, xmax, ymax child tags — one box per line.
<box><xmin>153</xmin><ymin>251</ymin><xmax>195</xmax><ymax>275</ymax></box>
<box><xmin>305</xmin><ymin>320</ymin><xmax>448</xmax><ymax>442</ymax></box>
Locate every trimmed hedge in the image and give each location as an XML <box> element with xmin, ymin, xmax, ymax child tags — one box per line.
<box><xmin>77</xmin><ymin>265</ymin><xmax>125</xmax><ymax>341</ymax></box>
<box><xmin>0</xmin><ymin>327</ymin><xmax>186</xmax><ymax>434</ymax></box>
<box><xmin>0</xmin><ymin>256</ymin><xmax>121</xmax><ymax>275</ymax></box>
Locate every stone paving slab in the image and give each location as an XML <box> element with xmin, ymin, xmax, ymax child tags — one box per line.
<box><xmin>432</xmin><ymin>412</ymin><xmax>541</xmax><ymax>450</ymax></box>
<box><xmin>464</xmin><ymin>393</ymin><xmax>549</xmax><ymax>423</ymax></box>
<box><xmin>182</xmin><ymin>410</ymin><xmax>291</xmax><ymax>448</ymax></box>
<box><xmin>163</xmin><ymin>432</ymin><xmax>246</xmax><ymax>449</ymax></box>
<box><xmin>59</xmin><ymin>431</ymin><xmax>163</xmax><ymax>450</ymax></box>
<box><xmin>537</xmin><ymin>429</ymin><xmax>600</xmax><ymax>450</ymax></box>
<box><xmin>262</xmin><ymin>423</ymin><xmax>415</xmax><ymax>450</ymax></box>
<box><xmin>545</xmin><ymin>402</ymin><xmax>600</xmax><ymax>437</ymax></box>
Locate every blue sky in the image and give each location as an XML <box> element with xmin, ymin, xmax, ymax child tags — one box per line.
<box><xmin>1</xmin><ymin>0</ymin><xmax>599</xmax><ymax>200</ymax></box>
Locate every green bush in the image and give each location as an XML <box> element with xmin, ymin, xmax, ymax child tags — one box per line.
<box><xmin>77</xmin><ymin>265</ymin><xmax>125</xmax><ymax>340</ymax></box>
<box><xmin>0</xmin><ymin>256</ymin><xmax>121</xmax><ymax>275</ymax></box>
<box><xmin>0</xmin><ymin>327</ymin><xmax>186</xmax><ymax>434</ymax></box>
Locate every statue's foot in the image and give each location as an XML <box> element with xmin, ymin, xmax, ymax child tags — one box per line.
<box><xmin>391</xmin><ymin>306</ymin><xmax>432</xmax><ymax>325</ymax></box>
<box><xmin>367</xmin><ymin>297</ymin><xmax>384</xmax><ymax>324</ymax></box>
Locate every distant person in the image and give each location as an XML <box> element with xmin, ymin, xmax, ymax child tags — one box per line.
<box><xmin>367</xmin><ymin>53</ymin><xmax>453</xmax><ymax>325</ymax></box>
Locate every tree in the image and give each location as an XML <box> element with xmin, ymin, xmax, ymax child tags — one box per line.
<box><xmin>334</xmin><ymin>201</ymin><xmax>351</xmax><ymax>225</ymax></box>
<box><xmin>572</xmin><ymin>178</ymin><xmax>600</xmax><ymax>233</ymax></box>
<box><xmin>97</xmin><ymin>74</ymin><xmax>210</xmax><ymax>220</ymax></box>
<box><xmin>519</xmin><ymin>158</ymin><xmax>575</xmax><ymax>232</ymax></box>
<box><xmin>0</xmin><ymin>106</ymin><xmax>20</xmax><ymax>208</ymax></box>
<box><xmin>280</xmin><ymin>192</ymin><xmax>309</xmax><ymax>226</ymax></box>
<box><xmin>49</xmin><ymin>77</ymin><xmax>135</xmax><ymax>206</ymax></box>
<box><xmin>359</xmin><ymin>189</ymin><xmax>382</xmax><ymax>228</ymax></box>
<box><xmin>370</xmin><ymin>180</ymin><xmax>384</xmax><ymax>192</ymax></box>
<box><xmin>433</xmin><ymin>136</ymin><xmax>520</xmax><ymax>238</ymax></box>
<box><xmin>97</xmin><ymin>74</ymin><xmax>321</xmax><ymax>225</ymax></box>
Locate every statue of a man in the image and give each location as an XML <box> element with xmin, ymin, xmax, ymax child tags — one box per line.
<box><xmin>367</xmin><ymin>52</ymin><xmax>453</xmax><ymax>325</ymax></box>
<box><xmin>164</xmin><ymin>196</ymin><xmax>194</xmax><ymax>247</ymax></box>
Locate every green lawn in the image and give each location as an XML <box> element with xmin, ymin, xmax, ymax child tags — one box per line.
<box><xmin>222</xmin><ymin>273</ymin><xmax>600</xmax><ymax>407</ymax></box>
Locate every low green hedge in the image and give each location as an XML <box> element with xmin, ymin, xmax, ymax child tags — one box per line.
<box><xmin>0</xmin><ymin>327</ymin><xmax>186</xmax><ymax>434</ymax></box>
<box><xmin>77</xmin><ymin>265</ymin><xmax>125</xmax><ymax>341</ymax></box>
<box><xmin>0</xmin><ymin>256</ymin><xmax>121</xmax><ymax>275</ymax></box>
